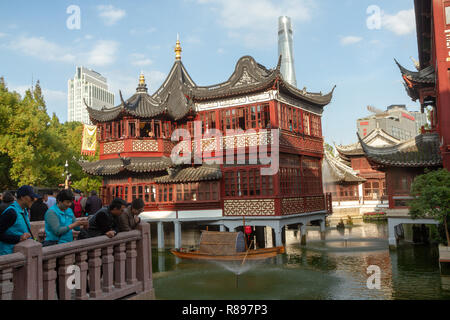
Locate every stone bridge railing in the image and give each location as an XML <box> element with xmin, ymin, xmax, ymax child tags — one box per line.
<box><xmin>0</xmin><ymin>223</ymin><xmax>153</xmax><ymax>300</ymax></box>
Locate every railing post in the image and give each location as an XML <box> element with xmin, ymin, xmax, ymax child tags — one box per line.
<box><xmin>75</xmin><ymin>252</ymin><xmax>89</xmax><ymax>300</ymax></box>
<box><xmin>58</xmin><ymin>254</ymin><xmax>75</xmax><ymax>300</ymax></box>
<box><xmin>43</xmin><ymin>258</ymin><xmax>57</xmax><ymax>300</ymax></box>
<box><xmin>126</xmin><ymin>241</ymin><xmax>138</xmax><ymax>285</ymax></box>
<box><xmin>114</xmin><ymin>243</ymin><xmax>127</xmax><ymax>289</ymax></box>
<box><xmin>101</xmin><ymin>246</ymin><xmax>114</xmax><ymax>293</ymax></box>
<box><xmin>13</xmin><ymin>240</ymin><xmax>43</xmax><ymax>300</ymax></box>
<box><xmin>0</xmin><ymin>268</ymin><xmax>14</xmax><ymax>300</ymax></box>
<box><xmin>136</xmin><ymin>222</ymin><xmax>152</xmax><ymax>294</ymax></box>
<box><xmin>88</xmin><ymin>249</ymin><xmax>103</xmax><ymax>298</ymax></box>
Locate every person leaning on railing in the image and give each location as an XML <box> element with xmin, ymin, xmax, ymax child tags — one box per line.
<box><xmin>43</xmin><ymin>189</ymin><xmax>89</xmax><ymax>247</ymax></box>
<box><xmin>77</xmin><ymin>198</ymin><xmax>127</xmax><ymax>240</ymax></box>
<box><xmin>116</xmin><ymin>198</ymin><xmax>144</xmax><ymax>232</ymax></box>
<box><xmin>0</xmin><ymin>186</ymin><xmax>36</xmax><ymax>255</ymax></box>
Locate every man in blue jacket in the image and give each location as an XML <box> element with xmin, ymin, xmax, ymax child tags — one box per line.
<box><xmin>0</xmin><ymin>186</ymin><xmax>37</xmax><ymax>255</ymax></box>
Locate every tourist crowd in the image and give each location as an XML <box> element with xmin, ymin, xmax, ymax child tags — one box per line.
<box><xmin>0</xmin><ymin>186</ymin><xmax>144</xmax><ymax>255</ymax></box>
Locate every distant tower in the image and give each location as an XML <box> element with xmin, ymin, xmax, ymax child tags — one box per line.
<box><xmin>67</xmin><ymin>66</ymin><xmax>114</xmax><ymax>124</ymax></box>
<box><xmin>278</xmin><ymin>16</ymin><xmax>297</xmax><ymax>87</ymax></box>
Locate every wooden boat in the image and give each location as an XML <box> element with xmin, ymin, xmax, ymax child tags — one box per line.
<box><xmin>170</xmin><ymin>230</ymin><xmax>285</xmax><ymax>261</ymax></box>
<box><xmin>171</xmin><ymin>246</ymin><xmax>285</xmax><ymax>261</ymax></box>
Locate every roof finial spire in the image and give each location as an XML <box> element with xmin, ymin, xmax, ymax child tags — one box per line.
<box><xmin>175</xmin><ymin>34</ymin><xmax>182</xmax><ymax>61</ymax></box>
<box><xmin>137</xmin><ymin>71</ymin><xmax>148</xmax><ymax>93</ymax></box>
<box><xmin>139</xmin><ymin>70</ymin><xmax>145</xmax><ymax>85</ymax></box>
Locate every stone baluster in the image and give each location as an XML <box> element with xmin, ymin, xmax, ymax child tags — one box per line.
<box><xmin>126</xmin><ymin>241</ymin><xmax>138</xmax><ymax>285</ymax></box>
<box><xmin>101</xmin><ymin>246</ymin><xmax>114</xmax><ymax>293</ymax></box>
<box><xmin>43</xmin><ymin>258</ymin><xmax>57</xmax><ymax>300</ymax></box>
<box><xmin>13</xmin><ymin>240</ymin><xmax>43</xmax><ymax>300</ymax></box>
<box><xmin>88</xmin><ymin>249</ymin><xmax>102</xmax><ymax>298</ymax></box>
<box><xmin>75</xmin><ymin>252</ymin><xmax>88</xmax><ymax>300</ymax></box>
<box><xmin>136</xmin><ymin>223</ymin><xmax>152</xmax><ymax>293</ymax></box>
<box><xmin>58</xmin><ymin>253</ymin><xmax>75</xmax><ymax>300</ymax></box>
<box><xmin>114</xmin><ymin>243</ymin><xmax>126</xmax><ymax>289</ymax></box>
<box><xmin>0</xmin><ymin>268</ymin><xmax>14</xmax><ymax>300</ymax></box>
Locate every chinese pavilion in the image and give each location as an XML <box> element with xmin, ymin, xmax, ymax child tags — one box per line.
<box><xmin>79</xmin><ymin>39</ymin><xmax>334</xmax><ymax>249</ymax></box>
<box><xmin>357</xmin><ymin>0</ymin><xmax>449</xmax><ymax>248</ymax></box>
<box><xmin>336</xmin><ymin>128</ymin><xmax>401</xmax><ymax>203</ymax></box>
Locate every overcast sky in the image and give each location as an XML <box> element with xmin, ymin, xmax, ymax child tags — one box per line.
<box><xmin>0</xmin><ymin>0</ymin><xmax>419</xmax><ymax>146</ymax></box>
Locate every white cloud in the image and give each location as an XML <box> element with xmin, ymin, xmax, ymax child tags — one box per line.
<box><xmin>196</xmin><ymin>0</ymin><xmax>314</xmax><ymax>48</ymax></box>
<box><xmin>87</xmin><ymin>40</ymin><xmax>119</xmax><ymax>66</ymax></box>
<box><xmin>97</xmin><ymin>5</ymin><xmax>126</xmax><ymax>26</ymax></box>
<box><xmin>340</xmin><ymin>36</ymin><xmax>363</xmax><ymax>46</ymax></box>
<box><xmin>0</xmin><ymin>32</ymin><xmax>8</xmax><ymax>38</ymax></box>
<box><xmin>382</xmin><ymin>9</ymin><xmax>416</xmax><ymax>36</ymax></box>
<box><xmin>130</xmin><ymin>53</ymin><xmax>153</xmax><ymax>67</ymax></box>
<box><xmin>8</xmin><ymin>36</ymin><xmax>75</xmax><ymax>63</ymax></box>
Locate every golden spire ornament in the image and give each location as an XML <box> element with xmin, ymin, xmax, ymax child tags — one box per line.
<box><xmin>139</xmin><ymin>71</ymin><xmax>145</xmax><ymax>85</ymax></box>
<box><xmin>175</xmin><ymin>34</ymin><xmax>182</xmax><ymax>61</ymax></box>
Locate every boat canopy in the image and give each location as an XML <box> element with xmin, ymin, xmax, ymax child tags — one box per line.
<box><xmin>199</xmin><ymin>231</ymin><xmax>246</xmax><ymax>255</ymax></box>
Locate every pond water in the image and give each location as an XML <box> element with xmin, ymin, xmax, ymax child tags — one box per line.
<box><xmin>151</xmin><ymin>222</ymin><xmax>450</xmax><ymax>300</ymax></box>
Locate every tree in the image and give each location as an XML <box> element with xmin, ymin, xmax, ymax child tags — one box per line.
<box><xmin>0</xmin><ymin>76</ymin><xmax>101</xmax><ymax>190</ymax></box>
<box><xmin>409</xmin><ymin>169</ymin><xmax>450</xmax><ymax>246</ymax></box>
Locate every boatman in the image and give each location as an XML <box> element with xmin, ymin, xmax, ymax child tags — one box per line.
<box><xmin>0</xmin><ymin>186</ymin><xmax>37</xmax><ymax>255</ymax></box>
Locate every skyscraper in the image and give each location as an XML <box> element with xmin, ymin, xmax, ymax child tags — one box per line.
<box><xmin>67</xmin><ymin>66</ymin><xmax>114</xmax><ymax>124</ymax></box>
<box><xmin>278</xmin><ymin>16</ymin><xmax>297</xmax><ymax>87</ymax></box>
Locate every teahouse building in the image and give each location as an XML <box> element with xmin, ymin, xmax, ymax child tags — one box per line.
<box><xmin>79</xmin><ymin>39</ymin><xmax>334</xmax><ymax>250</ymax></box>
<box><xmin>357</xmin><ymin>0</ymin><xmax>449</xmax><ymax>248</ymax></box>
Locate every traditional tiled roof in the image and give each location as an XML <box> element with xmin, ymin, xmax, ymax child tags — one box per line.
<box><xmin>323</xmin><ymin>150</ymin><xmax>366</xmax><ymax>184</ymax></box>
<box><xmin>359</xmin><ymin>132</ymin><xmax>442</xmax><ymax>167</ymax></box>
<box><xmin>394</xmin><ymin>59</ymin><xmax>435</xmax><ymax>101</ymax></box>
<box><xmin>154</xmin><ymin>164</ymin><xmax>222</xmax><ymax>183</ymax></box>
<box><xmin>87</xmin><ymin>61</ymin><xmax>195</xmax><ymax>123</ymax></box>
<box><xmin>79</xmin><ymin>157</ymin><xmax>172</xmax><ymax>176</ymax></box>
<box><xmin>87</xmin><ymin>55</ymin><xmax>335</xmax><ymax>123</ymax></box>
<box><xmin>336</xmin><ymin>128</ymin><xmax>401</xmax><ymax>158</ymax></box>
<box><xmin>395</xmin><ymin>59</ymin><xmax>435</xmax><ymax>84</ymax></box>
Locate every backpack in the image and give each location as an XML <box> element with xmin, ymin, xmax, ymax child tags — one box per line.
<box><xmin>73</xmin><ymin>197</ymin><xmax>83</xmax><ymax>218</ymax></box>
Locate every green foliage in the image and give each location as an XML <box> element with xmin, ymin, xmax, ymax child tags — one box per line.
<box><xmin>409</xmin><ymin>169</ymin><xmax>450</xmax><ymax>245</ymax></box>
<box><xmin>71</xmin><ymin>176</ymin><xmax>102</xmax><ymax>195</ymax></box>
<box><xmin>0</xmin><ymin>76</ymin><xmax>100</xmax><ymax>190</ymax></box>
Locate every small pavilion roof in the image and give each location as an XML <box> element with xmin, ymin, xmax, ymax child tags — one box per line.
<box><xmin>323</xmin><ymin>149</ymin><xmax>366</xmax><ymax>184</ymax></box>
<box><xmin>336</xmin><ymin>128</ymin><xmax>401</xmax><ymax>158</ymax></box>
<box><xmin>359</xmin><ymin>132</ymin><xmax>442</xmax><ymax>168</ymax></box>
<box><xmin>79</xmin><ymin>156</ymin><xmax>173</xmax><ymax>176</ymax></box>
<box><xmin>154</xmin><ymin>164</ymin><xmax>222</xmax><ymax>184</ymax></box>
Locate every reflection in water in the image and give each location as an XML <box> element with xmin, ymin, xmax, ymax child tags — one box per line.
<box><xmin>152</xmin><ymin>222</ymin><xmax>450</xmax><ymax>300</ymax></box>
